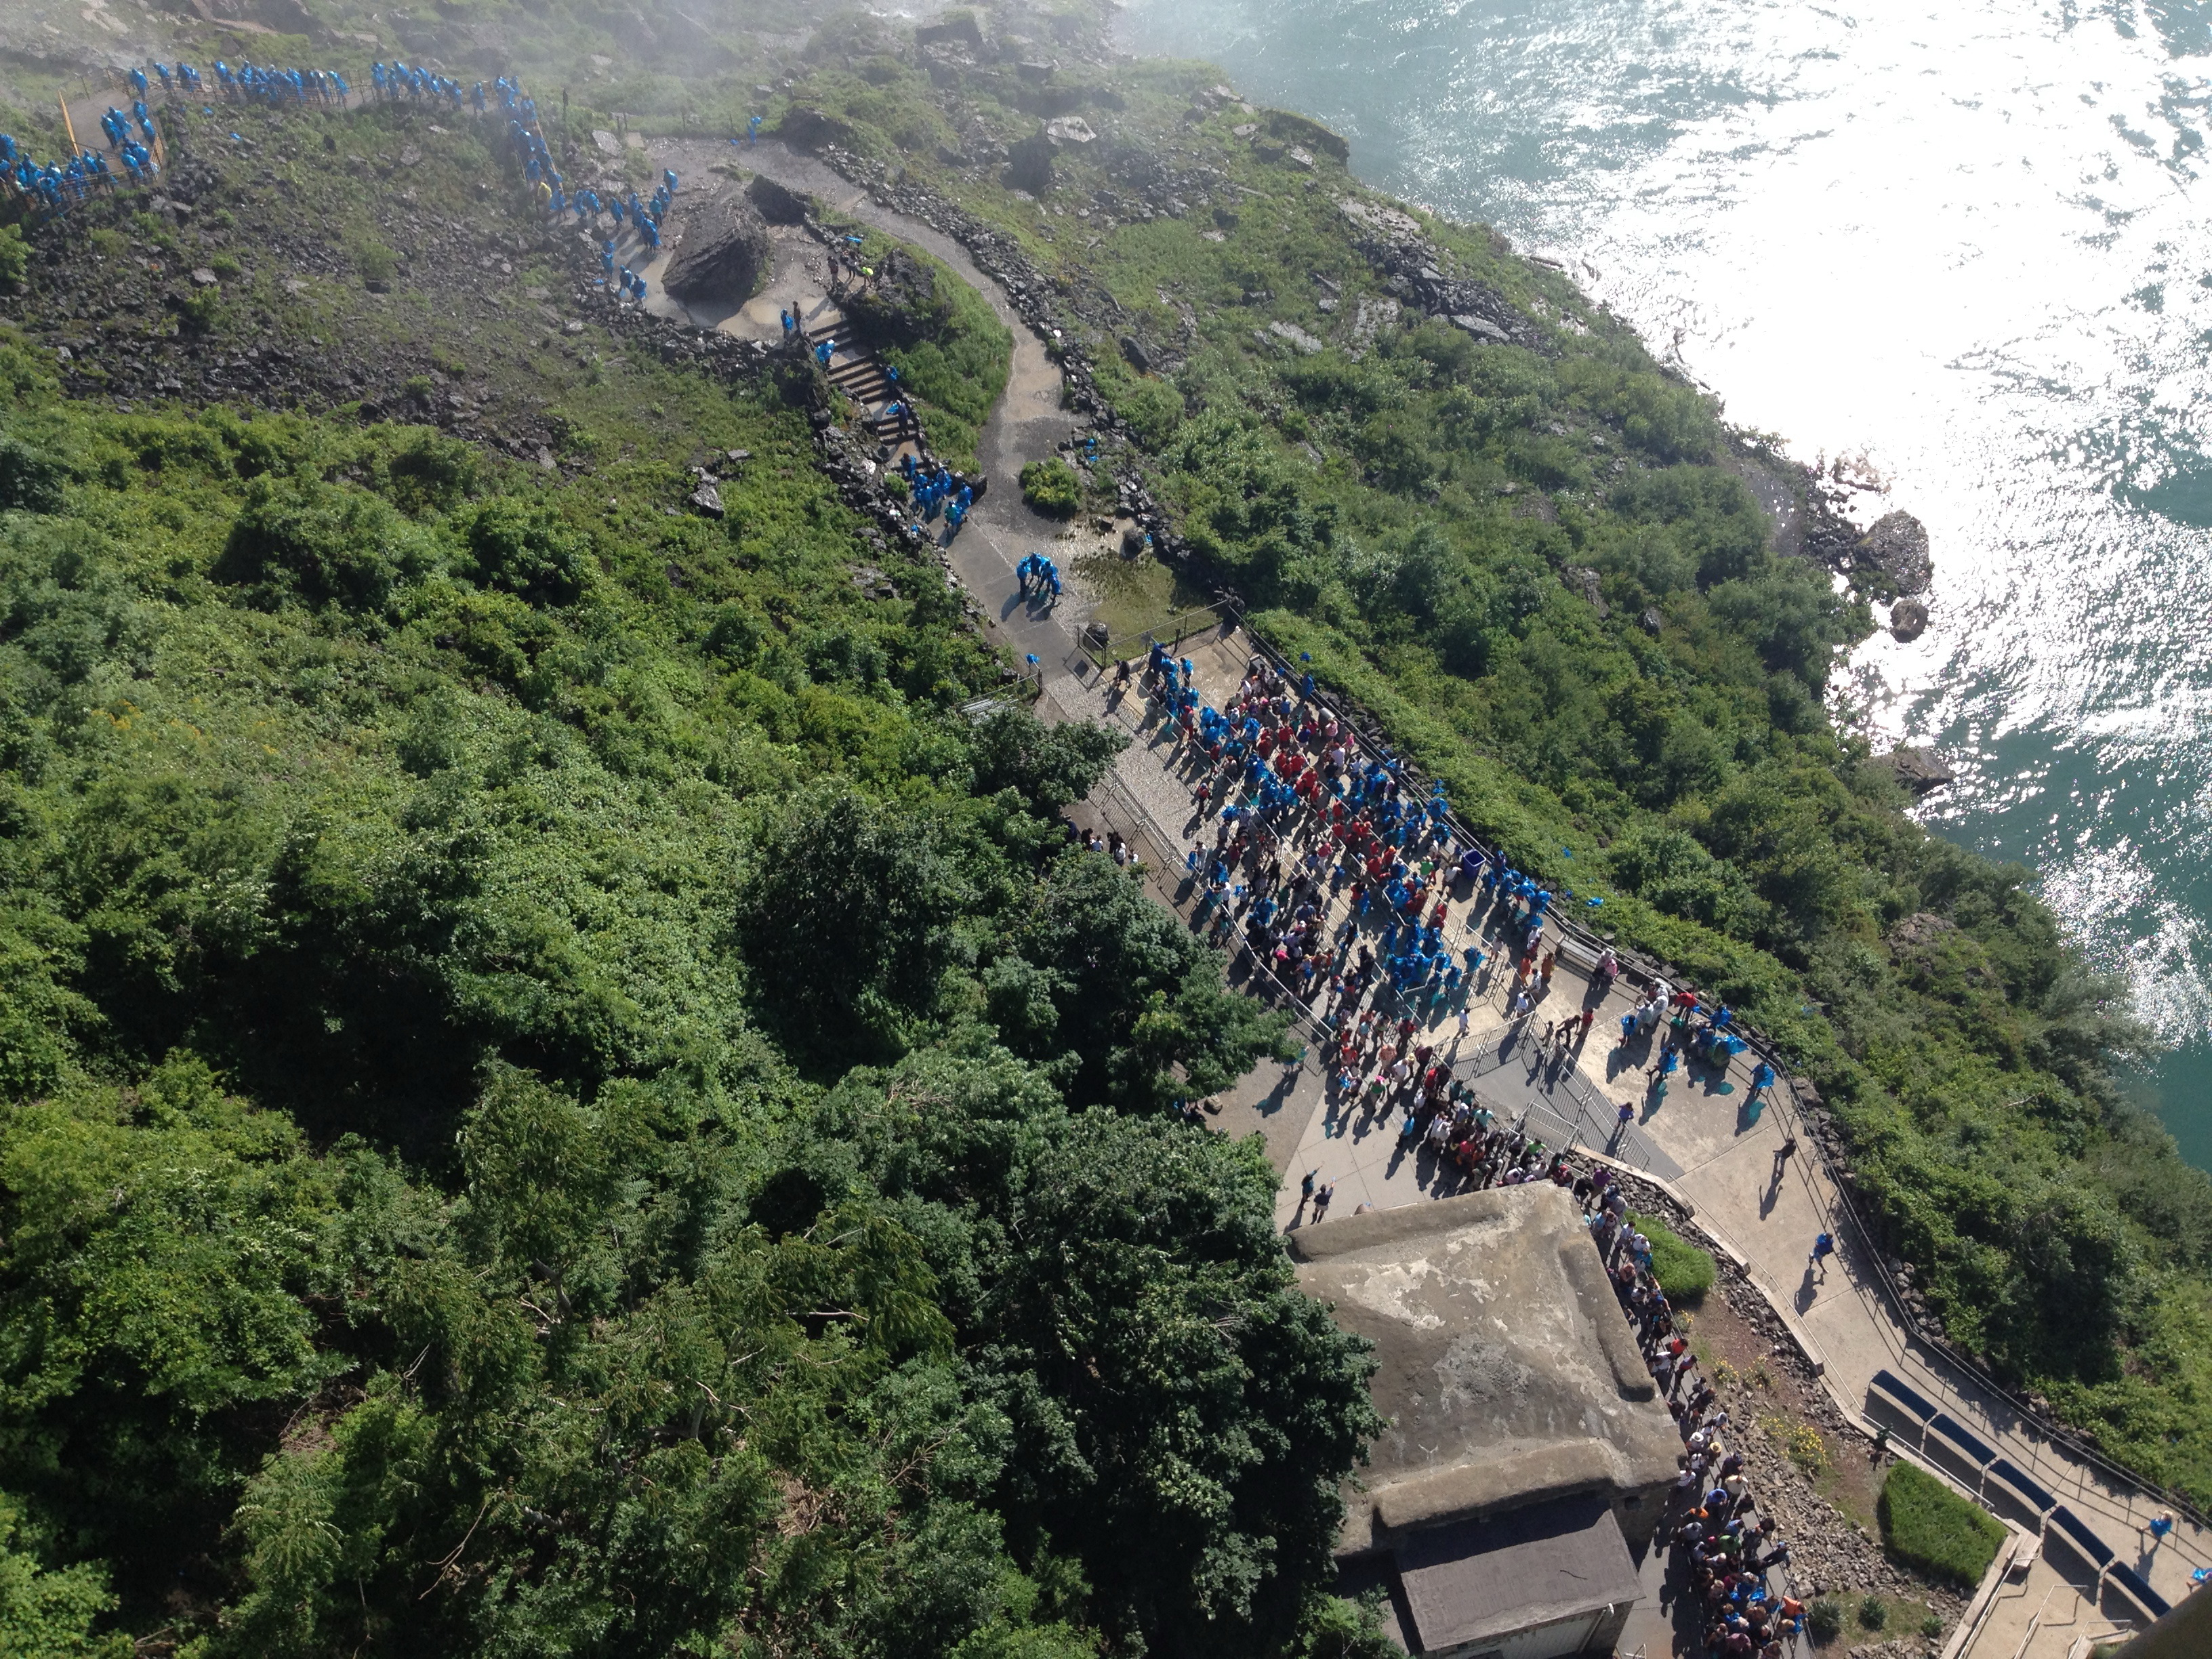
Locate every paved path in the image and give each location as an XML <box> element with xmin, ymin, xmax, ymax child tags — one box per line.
<box><xmin>662</xmin><ymin>137</ymin><xmax>2206</xmax><ymax>1650</ymax></box>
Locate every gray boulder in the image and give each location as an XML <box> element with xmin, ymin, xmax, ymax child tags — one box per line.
<box><xmin>1889</xmin><ymin>596</ymin><xmax>1929</xmax><ymax>642</ymax></box>
<box><xmin>662</xmin><ymin>190</ymin><xmax>773</xmax><ymax>305</ymax></box>
<box><xmin>1004</xmin><ymin>128</ymin><xmax>1056</xmax><ymax>194</ymax></box>
<box><xmin>1565</xmin><ymin>565</ymin><xmax>1608</xmax><ymax>619</ymax></box>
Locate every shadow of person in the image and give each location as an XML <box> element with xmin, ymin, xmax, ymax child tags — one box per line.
<box><xmin>1607</xmin><ymin>1029</ymin><xmax>1655</xmax><ymax>1078</ymax></box>
<box><xmin>1759</xmin><ymin>1170</ymin><xmax>1784</xmax><ymax>1221</ymax></box>
<box><xmin>1795</xmin><ymin>1265</ymin><xmax>1819</xmax><ymax>1313</ymax></box>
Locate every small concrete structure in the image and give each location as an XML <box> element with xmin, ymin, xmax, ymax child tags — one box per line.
<box><xmin>1292</xmin><ymin>1185</ymin><xmax>1679</xmax><ymax>1658</ymax></box>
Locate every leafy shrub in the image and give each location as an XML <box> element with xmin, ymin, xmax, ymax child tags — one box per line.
<box><xmin>0</xmin><ymin>435</ymin><xmax>64</xmax><ymax>513</ymax></box>
<box><xmin>1763</xmin><ymin>1416</ymin><xmax>1828</xmax><ymax>1477</ymax></box>
<box><xmin>352</xmin><ymin>238</ymin><xmax>398</xmax><ymax>287</ymax></box>
<box><xmin>1807</xmin><ymin>1599</ymin><xmax>1844</xmax><ymax>1642</ymax></box>
<box><xmin>1629</xmin><ymin>1212</ymin><xmax>1716</xmax><ymax>1299</ymax></box>
<box><xmin>1858</xmin><ymin>1593</ymin><xmax>1888</xmax><ymax>1629</ymax></box>
<box><xmin>379</xmin><ymin>428</ymin><xmax>480</xmax><ymax>514</ymax></box>
<box><xmin>209</xmin><ymin>253</ymin><xmax>243</xmax><ymax>283</ymax></box>
<box><xmin>1291</xmin><ymin>1592</ymin><xmax>1401</xmax><ymax>1659</ymax></box>
<box><xmin>1878</xmin><ymin>1462</ymin><xmax>2005</xmax><ymax>1587</ymax></box>
<box><xmin>968</xmin><ymin>705</ymin><xmax>1125</xmax><ymax>811</ymax></box>
<box><xmin>1020</xmin><ymin>456</ymin><xmax>1082</xmax><ymax>518</ymax></box>
<box><xmin>1118</xmin><ymin>376</ymin><xmax>1185</xmax><ymax>447</ymax></box>
<box><xmin>173</xmin><ymin>290</ymin><xmax>222</xmax><ymax>335</ymax></box>
<box><xmin>0</xmin><ymin>1493</ymin><xmax>125</xmax><ymax>1657</ymax></box>
<box><xmin>214</xmin><ymin>474</ymin><xmax>426</xmax><ymax>612</ymax></box>
<box><xmin>0</xmin><ymin>224</ymin><xmax>31</xmax><ymax>293</ymax></box>
<box><xmin>462</xmin><ymin>498</ymin><xmax>585</xmax><ymax>604</ymax></box>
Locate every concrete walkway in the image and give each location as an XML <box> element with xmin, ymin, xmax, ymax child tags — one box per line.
<box><xmin>670</xmin><ymin>139</ymin><xmax>2207</xmax><ymax>1650</ymax></box>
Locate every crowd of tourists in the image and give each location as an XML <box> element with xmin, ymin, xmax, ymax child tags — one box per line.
<box><xmin>1120</xmin><ymin>636</ymin><xmax>1793</xmax><ymax>1183</ymax></box>
<box><xmin>1145</xmin><ymin>642</ymin><xmax>1612</xmax><ymax>1039</ymax></box>
<box><xmin>5</xmin><ymin>54</ymin><xmax>364</xmax><ymax>211</ymax></box>
<box><xmin>1631</xmin><ymin>1225</ymin><xmax>1809</xmax><ymax>1658</ymax></box>
<box><xmin>8</xmin><ymin>54</ymin><xmax>668</xmax><ymax>312</ymax></box>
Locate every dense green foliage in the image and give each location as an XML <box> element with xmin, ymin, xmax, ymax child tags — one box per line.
<box><xmin>1629</xmin><ymin>1212</ymin><xmax>1717</xmax><ymax>1301</ymax></box>
<box><xmin>0</xmin><ymin>144</ymin><xmax>1376</xmax><ymax>1644</ymax></box>
<box><xmin>2</xmin><ymin>0</ymin><xmax>2208</xmax><ymax>1641</ymax></box>
<box><xmin>1878</xmin><ymin>1462</ymin><xmax>2006</xmax><ymax>1587</ymax></box>
<box><xmin>759</xmin><ymin>2</ymin><xmax>2212</xmax><ymax>1506</ymax></box>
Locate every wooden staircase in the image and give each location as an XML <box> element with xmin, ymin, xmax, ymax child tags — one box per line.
<box><xmin>793</xmin><ymin>310</ymin><xmax>919</xmax><ymax>452</ymax></box>
<box><xmin>824</xmin><ymin>350</ymin><xmax>918</xmax><ymax>446</ymax></box>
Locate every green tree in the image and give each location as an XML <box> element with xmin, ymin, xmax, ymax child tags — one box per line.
<box><xmin>731</xmin><ymin>782</ymin><xmax>977</xmax><ymax>1063</ymax></box>
<box><xmin>789</xmin><ymin>1049</ymin><xmax>1385</xmax><ymax>1658</ymax></box>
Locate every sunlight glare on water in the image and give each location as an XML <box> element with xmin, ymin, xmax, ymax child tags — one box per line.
<box><xmin>1120</xmin><ymin>0</ymin><xmax>2212</xmax><ymax>1164</ymax></box>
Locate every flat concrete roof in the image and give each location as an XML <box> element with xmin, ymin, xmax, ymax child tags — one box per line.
<box><xmin>1290</xmin><ymin>1185</ymin><xmax>1681</xmax><ymax>1555</ymax></box>
<box><xmin>1397</xmin><ymin>1492</ymin><xmax>1643</xmax><ymax>1653</ymax></box>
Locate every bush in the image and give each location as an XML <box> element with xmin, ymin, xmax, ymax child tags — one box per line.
<box><xmin>1020</xmin><ymin>456</ymin><xmax>1082</xmax><ymax>518</ymax></box>
<box><xmin>352</xmin><ymin>238</ymin><xmax>398</xmax><ymax>287</ymax></box>
<box><xmin>0</xmin><ymin>434</ymin><xmax>64</xmax><ymax>513</ymax></box>
<box><xmin>1858</xmin><ymin>1593</ymin><xmax>1888</xmax><ymax>1630</ymax></box>
<box><xmin>1629</xmin><ymin>1212</ymin><xmax>1717</xmax><ymax>1300</ymax></box>
<box><xmin>213</xmin><ymin>474</ymin><xmax>424</xmax><ymax>613</ymax></box>
<box><xmin>0</xmin><ymin>224</ymin><xmax>26</xmax><ymax>294</ymax></box>
<box><xmin>1878</xmin><ymin>1462</ymin><xmax>2005</xmax><ymax>1588</ymax></box>
<box><xmin>173</xmin><ymin>289</ymin><xmax>222</xmax><ymax>335</ymax></box>
<box><xmin>1807</xmin><ymin>1598</ymin><xmax>1843</xmax><ymax>1642</ymax></box>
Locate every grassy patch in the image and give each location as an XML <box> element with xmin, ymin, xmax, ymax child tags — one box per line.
<box><xmin>1631</xmin><ymin>1211</ymin><xmax>1717</xmax><ymax>1300</ymax></box>
<box><xmin>832</xmin><ymin>225</ymin><xmax>1010</xmax><ymax>471</ymax></box>
<box><xmin>1879</xmin><ymin>1462</ymin><xmax>2005</xmax><ymax>1588</ymax></box>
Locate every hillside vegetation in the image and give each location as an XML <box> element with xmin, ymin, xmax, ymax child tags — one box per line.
<box><xmin>0</xmin><ymin>97</ymin><xmax>1399</xmax><ymax>1652</ymax></box>
<box><xmin>0</xmin><ymin>0</ymin><xmax>2204</xmax><ymax>1647</ymax></box>
<box><xmin>770</xmin><ymin>0</ymin><xmax>2212</xmax><ymax>1504</ymax></box>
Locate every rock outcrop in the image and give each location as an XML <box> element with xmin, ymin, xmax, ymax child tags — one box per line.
<box><xmin>841</xmin><ymin>247</ymin><xmax>944</xmax><ymax>347</ymax></box>
<box><xmin>1856</xmin><ymin>510</ymin><xmax>1931</xmax><ymax>596</ymax></box>
<box><xmin>1889</xmin><ymin>596</ymin><xmax>1929</xmax><ymax>642</ymax></box>
<box><xmin>744</xmin><ymin>172</ymin><xmax>808</xmax><ymax>226</ymax></box>
<box><xmin>661</xmin><ymin>190</ymin><xmax>773</xmax><ymax>305</ymax></box>
<box><xmin>1004</xmin><ymin>127</ymin><xmax>1057</xmax><ymax>193</ymax></box>
<box><xmin>1877</xmin><ymin>746</ymin><xmax>1954</xmax><ymax>797</ymax></box>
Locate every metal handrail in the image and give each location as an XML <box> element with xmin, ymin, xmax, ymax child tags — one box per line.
<box><xmin>1081</xmin><ymin>600</ymin><xmax>1235</xmax><ymax>667</ymax></box>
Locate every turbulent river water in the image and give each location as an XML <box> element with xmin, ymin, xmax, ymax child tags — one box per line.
<box><xmin>1120</xmin><ymin>0</ymin><xmax>2212</xmax><ymax>1168</ymax></box>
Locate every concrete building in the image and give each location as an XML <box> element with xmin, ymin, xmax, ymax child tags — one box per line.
<box><xmin>1292</xmin><ymin>1185</ymin><xmax>1681</xmax><ymax>1659</ymax></box>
